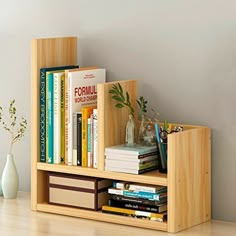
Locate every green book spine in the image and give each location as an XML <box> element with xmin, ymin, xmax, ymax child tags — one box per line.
<box><xmin>47</xmin><ymin>73</ymin><xmax>54</xmax><ymax>164</ymax></box>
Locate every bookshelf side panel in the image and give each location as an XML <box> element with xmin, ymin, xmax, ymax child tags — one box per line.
<box><xmin>97</xmin><ymin>80</ymin><xmax>138</xmax><ymax>170</ymax></box>
<box><xmin>168</xmin><ymin>127</ymin><xmax>211</xmax><ymax>233</ymax></box>
<box><xmin>31</xmin><ymin>37</ymin><xmax>77</xmax><ymax>210</ymax></box>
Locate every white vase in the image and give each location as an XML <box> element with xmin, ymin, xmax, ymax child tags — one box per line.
<box><xmin>1</xmin><ymin>153</ymin><xmax>19</xmax><ymax>199</ymax></box>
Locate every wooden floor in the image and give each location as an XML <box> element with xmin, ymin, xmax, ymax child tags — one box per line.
<box><xmin>1</xmin><ymin>192</ymin><xmax>236</xmax><ymax>236</ymax></box>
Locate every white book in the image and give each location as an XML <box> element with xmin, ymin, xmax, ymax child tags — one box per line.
<box><xmin>65</xmin><ymin>67</ymin><xmax>106</xmax><ymax>166</ymax></box>
<box><xmin>105</xmin><ymin>159</ymin><xmax>158</xmax><ymax>170</ymax></box>
<box><xmin>53</xmin><ymin>72</ymin><xmax>62</xmax><ymax>164</ymax></box>
<box><xmin>113</xmin><ymin>181</ymin><xmax>166</xmax><ymax>193</ymax></box>
<box><xmin>105</xmin><ymin>165</ymin><xmax>158</xmax><ymax>174</ymax></box>
<box><xmin>90</xmin><ymin>113</ymin><xmax>94</xmax><ymax>168</ymax></box>
<box><xmin>87</xmin><ymin>118</ymin><xmax>91</xmax><ymax>167</ymax></box>
<box><xmin>105</xmin><ymin>154</ymin><xmax>158</xmax><ymax>163</ymax></box>
<box><xmin>72</xmin><ymin>113</ymin><xmax>77</xmax><ymax>165</ymax></box>
<box><xmin>93</xmin><ymin>108</ymin><xmax>98</xmax><ymax>168</ymax></box>
<box><xmin>105</xmin><ymin>155</ymin><xmax>158</xmax><ymax>166</ymax></box>
<box><xmin>105</xmin><ymin>144</ymin><xmax>158</xmax><ymax>156</ymax></box>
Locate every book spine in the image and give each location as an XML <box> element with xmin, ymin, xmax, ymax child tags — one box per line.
<box><xmin>60</xmin><ymin>74</ymin><xmax>65</xmax><ymax>163</ymax></box>
<box><xmin>53</xmin><ymin>73</ymin><xmax>61</xmax><ymax>164</ymax></box>
<box><xmin>81</xmin><ymin>106</ymin><xmax>96</xmax><ymax>167</ymax></box>
<box><xmin>111</xmin><ymin>194</ymin><xmax>167</xmax><ymax>206</ymax></box>
<box><xmin>108</xmin><ymin>199</ymin><xmax>167</xmax><ymax>213</ymax></box>
<box><xmin>46</xmin><ymin>73</ymin><xmax>49</xmax><ymax>163</ymax></box>
<box><xmin>47</xmin><ymin>73</ymin><xmax>54</xmax><ymax>164</ymax></box>
<box><xmin>81</xmin><ymin>109</ymin><xmax>88</xmax><ymax>167</ymax></box>
<box><xmin>108</xmin><ymin>188</ymin><xmax>124</xmax><ymax>196</ymax></box>
<box><xmin>93</xmin><ymin>109</ymin><xmax>98</xmax><ymax>168</ymax></box>
<box><xmin>67</xmin><ymin>73</ymin><xmax>73</xmax><ymax>165</ymax></box>
<box><xmin>39</xmin><ymin>69</ymin><xmax>46</xmax><ymax>162</ymax></box>
<box><xmin>72</xmin><ymin>113</ymin><xmax>77</xmax><ymax>165</ymax></box>
<box><xmin>87</xmin><ymin>118</ymin><xmax>92</xmax><ymax>167</ymax></box>
<box><xmin>123</xmin><ymin>191</ymin><xmax>163</xmax><ymax>201</ymax></box>
<box><xmin>112</xmin><ymin>181</ymin><xmax>163</xmax><ymax>193</ymax></box>
<box><xmin>90</xmin><ymin>114</ymin><xmax>94</xmax><ymax>168</ymax></box>
<box><xmin>108</xmin><ymin>187</ymin><xmax>166</xmax><ymax>201</ymax></box>
<box><xmin>64</xmin><ymin>71</ymin><xmax>69</xmax><ymax>165</ymax></box>
<box><xmin>77</xmin><ymin>112</ymin><xmax>82</xmax><ymax>166</ymax></box>
<box><xmin>102</xmin><ymin>205</ymin><xmax>166</xmax><ymax>221</ymax></box>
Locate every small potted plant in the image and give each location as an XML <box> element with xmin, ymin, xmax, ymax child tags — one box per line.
<box><xmin>0</xmin><ymin>100</ymin><xmax>27</xmax><ymax>198</ymax></box>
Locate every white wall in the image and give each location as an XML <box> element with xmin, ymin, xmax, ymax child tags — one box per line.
<box><xmin>0</xmin><ymin>0</ymin><xmax>236</xmax><ymax>222</ymax></box>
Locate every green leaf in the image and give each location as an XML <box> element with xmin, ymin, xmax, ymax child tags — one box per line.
<box><xmin>126</xmin><ymin>92</ymin><xmax>130</xmax><ymax>103</ymax></box>
<box><xmin>115</xmin><ymin>103</ymin><xmax>124</xmax><ymax>108</ymax></box>
<box><xmin>112</xmin><ymin>95</ymin><xmax>124</xmax><ymax>103</ymax></box>
<box><xmin>109</xmin><ymin>89</ymin><xmax>118</xmax><ymax>95</ymax></box>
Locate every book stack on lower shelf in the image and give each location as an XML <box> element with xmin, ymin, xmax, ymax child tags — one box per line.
<box><xmin>102</xmin><ymin>181</ymin><xmax>167</xmax><ymax>222</ymax></box>
<box><xmin>104</xmin><ymin>144</ymin><xmax>161</xmax><ymax>174</ymax></box>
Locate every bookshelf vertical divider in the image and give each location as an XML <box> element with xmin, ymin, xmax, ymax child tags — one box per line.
<box><xmin>31</xmin><ymin>37</ymin><xmax>77</xmax><ymax>210</ymax></box>
<box><xmin>31</xmin><ymin>36</ymin><xmax>211</xmax><ymax>233</ymax></box>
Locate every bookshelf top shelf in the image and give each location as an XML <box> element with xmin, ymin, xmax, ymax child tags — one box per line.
<box><xmin>37</xmin><ymin>163</ymin><xmax>167</xmax><ymax>186</ymax></box>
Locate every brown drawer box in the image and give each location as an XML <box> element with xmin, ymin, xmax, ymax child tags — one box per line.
<box><xmin>48</xmin><ymin>172</ymin><xmax>112</xmax><ymax>210</ymax></box>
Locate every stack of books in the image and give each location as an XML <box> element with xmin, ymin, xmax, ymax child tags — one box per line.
<box><xmin>102</xmin><ymin>181</ymin><xmax>167</xmax><ymax>222</ymax></box>
<box><xmin>104</xmin><ymin>144</ymin><xmax>160</xmax><ymax>174</ymax></box>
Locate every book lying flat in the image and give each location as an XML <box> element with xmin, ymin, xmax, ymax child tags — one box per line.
<box><xmin>105</xmin><ymin>153</ymin><xmax>158</xmax><ymax>162</ymax></box>
<box><xmin>110</xmin><ymin>194</ymin><xmax>167</xmax><ymax>206</ymax></box>
<box><xmin>112</xmin><ymin>181</ymin><xmax>167</xmax><ymax>193</ymax></box>
<box><xmin>108</xmin><ymin>199</ymin><xmax>167</xmax><ymax>213</ymax></box>
<box><xmin>105</xmin><ymin>144</ymin><xmax>158</xmax><ymax>156</ymax></box>
<box><xmin>108</xmin><ymin>188</ymin><xmax>167</xmax><ymax>201</ymax></box>
<box><xmin>105</xmin><ymin>158</ymin><xmax>159</xmax><ymax>170</ymax></box>
<box><xmin>102</xmin><ymin>205</ymin><xmax>167</xmax><ymax>222</ymax></box>
<box><xmin>105</xmin><ymin>164</ymin><xmax>159</xmax><ymax>175</ymax></box>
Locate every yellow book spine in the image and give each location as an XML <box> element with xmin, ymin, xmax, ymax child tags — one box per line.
<box><xmin>82</xmin><ymin>106</ymin><xmax>96</xmax><ymax>167</ymax></box>
<box><xmin>102</xmin><ymin>205</ymin><xmax>166</xmax><ymax>220</ymax></box>
<box><xmin>60</xmin><ymin>74</ymin><xmax>65</xmax><ymax>163</ymax></box>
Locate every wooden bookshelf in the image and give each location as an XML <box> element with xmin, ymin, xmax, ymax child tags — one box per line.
<box><xmin>31</xmin><ymin>36</ymin><xmax>211</xmax><ymax>233</ymax></box>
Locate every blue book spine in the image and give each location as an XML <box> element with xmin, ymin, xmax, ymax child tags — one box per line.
<box><xmin>123</xmin><ymin>190</ymin><xmax>164</xmax><ymax>201</ymax></box>
<box><xmin>47</xmin><ymin>73</ymin><xmax>54</xmax><ymax>164</ymax></box>
<box><xmin>39</xmin><ymin>69</ymin><xmax>47</xmax><ymax>162</ymax></box>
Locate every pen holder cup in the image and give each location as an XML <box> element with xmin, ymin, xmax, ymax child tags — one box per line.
<box><xmin>158</xmin><ymin>142</ymin><xmax>167</xmax><ymax>173</ymax></box>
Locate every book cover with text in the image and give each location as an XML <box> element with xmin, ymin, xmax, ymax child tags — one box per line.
<box><xmin>65</xmin><ymin>67</ymin><xmax>106</xmax><ymax>165</ymax></box>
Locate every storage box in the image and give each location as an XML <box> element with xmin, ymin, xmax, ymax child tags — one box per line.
<box><xmin>48</xmin><ymin>172</ymin><xmax>112</xmax><ymax>210</ymax></box>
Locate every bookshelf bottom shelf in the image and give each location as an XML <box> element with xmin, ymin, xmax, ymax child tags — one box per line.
<box><xmin>36</xmin><ymin>203</ymin><xmax>168</xmax><ymax>231</ymax></box>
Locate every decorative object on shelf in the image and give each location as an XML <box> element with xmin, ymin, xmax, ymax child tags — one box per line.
<box><xmin>136</xmin><ymin>96</ymin><xmax>159</xmax><ymax>146</ymax></box>
<box><xmin>1</xmin><ymin>153</ymin><xmax>19</xmax><ymax>198</ymax></box>
<box><xmin>125</xmin><ymin>114</ymin><xmax>135</xmax><ymax>146</ymax></box>
<box><xmin>109</xmin><ymin>83</ymin><xmax>135</xmax><ymax>146</ymax></box>
<box><xmin>0</xmin><ymin>100</ymin><xmax>27</xmax><ymax>199</ymax></box>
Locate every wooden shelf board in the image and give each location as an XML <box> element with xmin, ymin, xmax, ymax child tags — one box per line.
<box><xmin>37</xmin><ymin>163</ymin><xmax>167</xmax><ymax>186</ymax></box>
<box><xmin>37</xmin><ymin>203</ymin><xmax>168</xmax><ymax>231</ymax></box>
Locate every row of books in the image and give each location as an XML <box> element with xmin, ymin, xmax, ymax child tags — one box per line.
<box><xmin>102</xmin><ymin>181</ymin><xmax>167</xmax><ymax>222</ymax></box>
<box><xmin>39</xmin><ymin>65</ymin><xmax>106</xmax><ymax>167</ymax></box>
<box><xmin>104</xmin><ymin>144</ymin><xmax>161</xmax><ymax>174</ymax></box>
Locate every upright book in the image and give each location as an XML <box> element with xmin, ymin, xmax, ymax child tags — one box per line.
<box><xmin>65</xmin><ymin>67</ymin><xmax>106</xmax><ymax>165</ymax></box>
<box><xmin>39</xmin><ymin>65</ymin><xmax>78</xmax><ymax>163</ymax></box>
